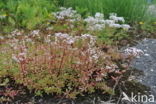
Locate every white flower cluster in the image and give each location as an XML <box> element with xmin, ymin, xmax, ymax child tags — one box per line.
<box><xmin>54</xmin><ymin>33</ymin><xmax>97</xmax><ymax>46</ymax></box>
<box><xmin>12</xmin><ymin>45</ymin><xmax>27</xmax><ymax>63</ymax></box>
<box><xmin>53</xmin><ymin>7</ymin><xmax>81</xmax><ymax>21</ymax></box>
<box><xmin>8</xmin><ymin>38</ymin><xmax>19</xmax><ymax>49</ymax></box>
<box><xmin>44</xmin><ymin>35</ymin><xmax>52</xmax><ymax>43</ymax></box>
<box><xmin>108</xmin><ymin>13</ymin><xmax>130</xmax><ymax>30</ymax></box>
<box><xmin>109</xmin><ymin>13</ymin><xmax>125</xmax><ymax>22</ymax></box>
<box><xmin>11</xmin><ymin>29</ymin><xmax>23</xmax><ymax>36</ymax></box>
<box><xmin>29</xmin><ymin>30</ymin><xmax>40</xmax><ymax>37</ymax></box>
<box><xmin>0</xmin><ymin>36</ymin><xmax>4</xmax><ymax>40</ymax></box>
<box><xmin>81</xmin><ymin>34</ymin><xmax>96</xmax><ymax>46</ymax></box>
<box><xmin>52</xmin><ymin>7</ymin><xmax>130</xmax><ymax>31</ymax></box>
<box><xmin>86</xmin><ymin>47</ymin><xmax>103</xmax><ymax>61</ymax></box>
<box><xmin>54</xmin><ymin>33</ymin><xmax>103</xmax><ymax>62</ymax></box>
<box><xmin>5</xmin><ymin>29</ymin><xmax>24</xmax><ymax>39</ymax></box>
<box><xmin>84</xmin><ymin>13</ymin><xmax>105</xmax><ymax>31</ymax></box>
<box><xmin>124</xmin><ymin>47</ymin><xmax>144</xmax><ymax>57</ymax></box>
<box><xmin>106</xmin><ymin>64</ymin><xmax>118</xmax><ymax>71</ymax></box>
<box><xmin>85</xmin><ymin>12</ymin><xmax>130</xmax><ymax>31</ymax></box>
<box><xmin>55</xmin><ymin>32</ymin><xmax>77</xmax><ymax>44</ymax></box>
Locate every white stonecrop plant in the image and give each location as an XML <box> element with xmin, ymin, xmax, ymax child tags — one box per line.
<box><xmin>52</xmin><ymin>7</ymin><xmax>81</xmax><ymax>21</ymax></box>
<box><xmin>109</xmin><ymin>13</ymin><xmax>125</xmax><ymax>22</ymax></box>
<box><xmin>108</xmin><ymin>13</ymin><xmax>130</xmax><ymax>30</ymax></box>
<box><xmin>84</xmin><ymin>12</ymin><xmax>105</xmax><ymax>31</ymax></box>
<box><xmin>53</xmin><ymin>7</ymin><xmax>130</xmax><ymax>31</ymax></box>
<box><xmin>124</xmin><ymin>47</ymin><xmax>144</xmax><ymax>57</ymax></box>
<box><xmin>0</xmin><ymin>36</ymin><xmax>4</xmax><ymax>40</ymax></box>
<box><xmin>85</xmin><ymin>13</ymin><xmax>130</xmax><ymax>31</ymax></box>
<box><xmin>53</xmin><ymin>33</ymin><xmax>105</xmax><ymax>62</ymax></box>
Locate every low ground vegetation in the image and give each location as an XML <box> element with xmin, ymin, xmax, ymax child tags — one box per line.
<box><xmin>0</xmin><ymin>0</ymin><xmax>156</xmax><ymax>103</ymax></box>
<box><xmin>0</xmin><ymin>8</ymin><xmax>134</xmax><ymax>103</ymax></box>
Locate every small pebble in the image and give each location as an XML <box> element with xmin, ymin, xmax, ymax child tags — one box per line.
<box><xmin>150</xmin><ymin>69</ymin><xmax>154</xmax><ymax>72</ymax></box>
<box><xmin>144</xmin><ymin>53</ymin><xmax>150</xmax><ymax>56</ymax></box>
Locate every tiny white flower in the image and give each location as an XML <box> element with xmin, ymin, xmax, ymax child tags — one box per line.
<box><xmin>106</xmin><ymin>66</ymin><xmax>112</xmax><ymax>70</ymax></box>
<box><xmin>19</xmin><ymin>52</ymin><xmax>27</xmax><ymax>57</ymax></box>
<box><xmin>0</xmin><ymin>36</ymin><xmax>4</xmax><ymax>40</ymax></box>
<box><xmin>109</xmin><ymin>24</ymin><xmax>121</xmax><ymax>28</ymax></box>
<box><xmin>144</xmin><ymin>53</ymin><xmax>150</xmax><ymax>56</ymax></box>
<box><xmin>124</xmin><ymin>47</ymin><xmax>144</xmax><ymax>57</ymax></box>
<box><xmin>55</xmin><ymin>33</ymin><xmax>69</xmax><ymax>39</ymax></box>
<box><xmin>30</xmin><ymin>30</ymin><xmax>40</xmax><ymax>37</ymax></box>
<box><xmin>96</xmin><ymin>77</ymin><xmax>102</xmax><ymax>81</ymax></box>
<box><xmin>12</xmin><ymin>55</ymin><xmax>20</xmax><ymax>63</ymax></box>
<box><xmin>105</xmin><ymin>20</ymin><xmax>115</xmax><ymax>25</ymax></box>
<box><xmin>95</xmin><ymin>12</ymin><xmax>104</xmax><ymax>19</ymax></box>
<box><xmin>122</xmin><ymin>24</ymin><xmax>130</xmax><ymax>30</ymax></box>
<box><xmin>109</xmin><ymin>13</ymin><xmax>125</xmax><ymax>22</ymax></box>
<box><xmin>26</xmin><ymin>38</ymin><xmax>32</xmax><ymax>42</ymax></box>
<box><xmin>53</xmin><ymin>7</ymin><xmax>81</xmax><ymax>21</ymax></box>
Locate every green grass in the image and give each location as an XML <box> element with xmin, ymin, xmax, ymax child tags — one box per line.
<box><xmin>62</xmin><ymin>0</ymin><xmax>153</xmax><ymax>23</ymax></box>
<box><xmin>0</xmin><ymin>0</ymin><xmax>57</xmax><ymax>32</ymax></box>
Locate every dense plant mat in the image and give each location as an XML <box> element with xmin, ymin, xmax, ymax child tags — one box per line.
<box><xmin>0</xmin><ymin>7</ymin><xmax>153</xmax><ymax>103</ymax></box>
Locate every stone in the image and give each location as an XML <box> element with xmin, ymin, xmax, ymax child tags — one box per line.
<box><xmin>131</xmin><ymin>39</ymin><xmax>156</xmax><ymax>104</ymax></box>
